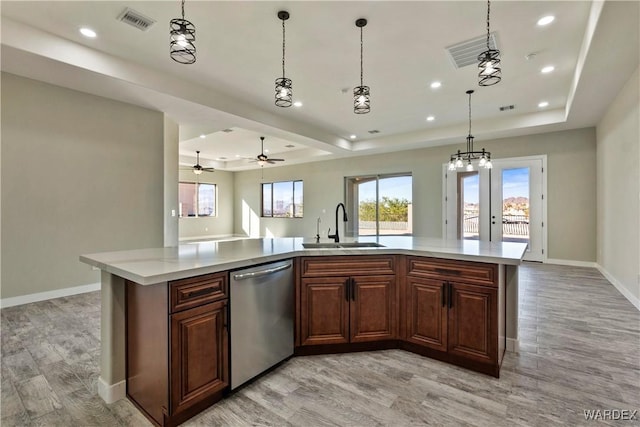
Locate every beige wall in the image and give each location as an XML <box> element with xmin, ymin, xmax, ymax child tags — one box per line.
<box><xmin>596</xmin><ymin>66</ymin><xmax>640</xmax><ymax>303</ymax></box>
<box><xmin>164</xmin><ymin>117</ymin><xmax>179</xmax><ymax>246</ymax></box>
<box><xmin>178</xmin><ymin>169</ymin><xmax>235</xmax><ymax>240</ymax></box>
<box><xmin>1</xmin><ymin>73</ymin><xmax>165</xmax><ymax>299</ymax></box>
<box><xmin>234</xmin><ymin>127</ymin><xmax>596</xmax><ymax>262</ymax></box>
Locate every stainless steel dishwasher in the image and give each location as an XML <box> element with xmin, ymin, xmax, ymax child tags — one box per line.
<box><xmin>230</xmin><ymin>259</ymin><xmax>294</xmax><ymax>390</ymax></box>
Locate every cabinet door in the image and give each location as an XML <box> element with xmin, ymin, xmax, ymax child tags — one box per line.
<box><xmin>448</xmin><ymin>282</ymin><xmax>497</xmax><ymax>364</ymax></box>
<box><xmin>350</xmin><ymin>276</ymin><xmax>396</xmax><ymax>342</ymax></box>
<box><xmin>300</xmin><ymin>277</ymin><xmax>349</xmax><ymax>345</ymax></box>
<box><xmin>405</xmin><ymin>277</ymin><xmax>447</xmax><ymax>352</ymax></box>
<box><xmin>170</xmin><ymin>300</ymin><xmax>229</xmax><ymax>415</ymax></box>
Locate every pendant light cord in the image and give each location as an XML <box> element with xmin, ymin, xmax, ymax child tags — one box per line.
<box><xmin>181</xmin><ymin>0</ymin><xmax>185</xmax><ymax>19</ymax></box>
<box><xmin>468</xmin><ymin>92</ymin><xmax>472</xmax><ymax>137</ymax></box>
<box><xmin>486</xmin><ymin>0</ymin><xmax>491</xmax><ymax>49</ymax></box>
<box><xmin>282</xmin><ymin>18</ymin><xmax>286</xmax><ymax>78</ymax></box>
<box><xmin>360</xmin><ymin>26</ymin><xmax>364</xmax><ymax>87</ymax></box>
<box><xmin>467</xmin><ymin>92</ymin><xmax>473</xmax><ymax>153</ymax></box>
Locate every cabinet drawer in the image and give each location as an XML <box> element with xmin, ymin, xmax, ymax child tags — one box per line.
<box><xmin>407</xmin><ymin>257</ymin><xmax>497</xmax><ymax>286</ymax></box>
<box><xmin>301</xmin><ymin>256</ymin><xmax>395</xmax><ymax>277</ymax></box>
<box><xmin>170</xmin><ymin>272</ymin><xmax>228</xmax><ymax>313</ymax></box>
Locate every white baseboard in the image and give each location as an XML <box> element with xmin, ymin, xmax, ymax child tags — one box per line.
<box><xmin>0</xmin><ymin>282</ymin><xmax>101</xmax><ymax>309</ymax></box>
<box><xmin>596</xmin><ymin>265</ymin><xmax>640</xmax><ymax>311</ymax></box>
<box><xmin>506</xmin><ymin>338</ymin><xmax>519</xmax><ymax>353</ymax></box>
<box><xmin>179</xmin><ymin>234</ymin><xmax>247</xmax><ymax>243</ymax></box>
<box><xmin>98</xmin><ymin>377</ymin><xmax>126</xmax><ymax>404</ymax></box>
<box><xmin>545</xmin><ymin>258</ymin><xmax>597</xmax><ymax>268</ymax></box>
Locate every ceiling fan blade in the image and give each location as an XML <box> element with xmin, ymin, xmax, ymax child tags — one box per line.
<box><xmin>202</xmin><ymin>167</ymin><xmax>216</xmax><ymax>172</ymax></box>
<box><xmin>269</xmin><ymin>158</ymin><xmax>285</xmax><ymax>162</ymax></box>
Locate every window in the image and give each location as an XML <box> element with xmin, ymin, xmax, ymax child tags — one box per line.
<box><xmin>261</xmin><ymin>180</ymin><xmax>303</xmax><ymax>218</ymax></box>
<box><xmin>345</xmin><ymin>173</ymin><xmax>412</xmax><ymax>236</ymax></box>
<box><xmin>179</xmin><ymin>182</ymin><xmax>216</xmax><ymax>217</ymax></box>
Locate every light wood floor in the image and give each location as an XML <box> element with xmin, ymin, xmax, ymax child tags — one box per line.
<box><xmin>1</xmin><ymin>263</ymin><xmax>639</xmax><ymax>426</ymax></box>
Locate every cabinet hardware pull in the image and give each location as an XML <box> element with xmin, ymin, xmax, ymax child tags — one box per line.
<box><xmin>345</xmin><ymin>278</ymin><xmax>350</xmax><ymax>301</ymax></box>
<box><xmin>185</xmin><ymin>288</ymin><xmax>213</xmax><ymax>299</ymax></box>
<box><xmin>441</xmin><ymin>282</ymin><xmax>446</xmax><ymax>307</ymax></box>
<box><xmin>435</xmin><ymin>268</ymin><xmax>460</xmax><ymax>276</ymax></box>
<box><xmin>448</xmin><ymin>282</ymin><xmax>453</xmax><ymax>309</ymax></box>
<box><xmin>352</xmin><ymin>278</ymin><xmax>356</xmax><ymax>301</ymax></box>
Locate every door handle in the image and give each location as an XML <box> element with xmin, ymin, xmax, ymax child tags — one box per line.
<box><xmin>345</xmin><ymin>278</ymin><xmax>350</xmax><ymax>301</ymax></box>
<box><xmin>441</xmin><ymin>282</ymin><xmax>446</xmax><ymax>307</ymax></box>
<box><xmin>448</xmin><ymin>282</ymin><xmax>453</xmax><ymax>309</ymax></box>
<box><xmin>351</xmin><ymin>278</ymin><xmax>356</xmax><ymax>301</ymax></box>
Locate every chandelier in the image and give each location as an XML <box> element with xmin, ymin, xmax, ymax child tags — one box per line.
<box><xmin>353</xmin><ymin>18</ymin><xmax>370</xmax><ymax>114</ymax></box>
<box><xmin>478</xmin><ymin>0</ymin><xmax>501</xmax><ymax>86</ymax></box>
<box><xmin>448</xmin><ymin>90</ymin><xmax>492</xmax><ymax>171</ymax></box>
<box><xmin>275</xmin><ymin>11</ymin><xmax>293</xmax><ymax>107</ymax></box>
<box><xmin>169</xmin><ymin>0</ymin><xmax>196</xmax><ymax>64</ymax></box>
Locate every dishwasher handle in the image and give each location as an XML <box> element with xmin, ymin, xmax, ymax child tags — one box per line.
<box><xmin>232</xmin><ymin>262</ymin><xmax>292</xmax><ymax>281</ymax></box>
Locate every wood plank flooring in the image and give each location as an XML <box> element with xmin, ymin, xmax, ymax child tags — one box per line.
<box><xmin>1</xmin><ymin>263</ymin><xmax>639</xmax><ymax>426</ymax></box>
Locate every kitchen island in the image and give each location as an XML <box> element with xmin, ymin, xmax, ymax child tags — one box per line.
<box><xmin>81</xmin><ymin>236</ymin><xmax>527</xmax><ymax>425</ymax></box>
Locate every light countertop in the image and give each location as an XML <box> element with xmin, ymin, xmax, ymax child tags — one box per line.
<box><xmin>80</xmin><ymin>236</ymin><xmax>528</xmax><ymax>285</ymax></box>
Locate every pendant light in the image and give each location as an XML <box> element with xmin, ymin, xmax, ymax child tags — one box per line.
<box><xmin>353</xmin><ymin>18</ymin><xmax>370</xmax><ymax>114</ymax></box>
<box><xmin>478</xmin><ymin>0</ymin><xmax>501</xmax><ymax>86</ymax></box>
<box><xmin>275</xmin><ymin>11</ymin><xmax>292</xmax><ymax>107</ymax></box>
<box><xmin>169</xmin><ymin>0</ymin><xmax>196</xmax><ymax>64</ymax></box>
<box><xmin>448</xmin><ymin>90</ymin><xmax>492</xmax><ymax>171</ymax></box>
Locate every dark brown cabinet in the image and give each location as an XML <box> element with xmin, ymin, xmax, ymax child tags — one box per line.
<box><xmin>170</xmin><ymin>299</ymin><xmax>228</xmax><ymax>416</ymax></box>
<box><xmin>405</xmin><ymin>277</ymin><xmax>448</xmax><ymax>352</ymax></box>
<box><xmin>403</xmin><ymin>256</ymin><xmax>503</xmax><ymax>376</ymax></box>
<box><xmin>299</xmin><ymin>256</ymin><xmax>397</xmax><ymax>347</ymax></box>
<box><xmin>126</xmin><ymin>272</ymin><xmax>229</xmax><ymax>427</ymax></box>
<box><xmin>447</xmin><ymin>282</ymin><xmax>496</xmax><ymax>364</ymax></box>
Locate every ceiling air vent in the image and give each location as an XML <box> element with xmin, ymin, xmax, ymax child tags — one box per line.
<box><xmin>499</xmin><ymin>105</ymin><xmax>515</xmax><ymax>111</ymax></box>
<box><xmin>117</xmin><ymin>8</ymin><xmax>156</xmax><ymax>31</ymax></box>
<box><xmin>221</xmin><ymin>128</ymin><xmax>234</xmax><ymax>133</ymax></box>
<box><xmin>368</xmin><ymin>130</ymin><xmax>380</xmax><ymax>134</ymax></box>
<box><xmin>446</xmin><ymin>32</ymin><xmax>499</xmax><ymax>69</ymax></box>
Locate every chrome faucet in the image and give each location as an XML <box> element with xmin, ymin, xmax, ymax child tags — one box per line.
<box><xmin>327</xmin><ymin>203</ymin><xmax>348</xmax><ymax>243</ymax></box>
<box><xmin>316</xmin><ymin>217</ymin><xmax>321</xmax><ymax>242</ymax></box>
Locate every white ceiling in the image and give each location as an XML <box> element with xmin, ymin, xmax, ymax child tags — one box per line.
<box><xmin>1</xmin><ymin>1</ymin><xmax>638</xmax><ymax>171</ymax></box>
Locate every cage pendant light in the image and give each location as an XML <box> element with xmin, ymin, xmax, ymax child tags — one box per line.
<box><xmin>275</xmin><ymin>11</ymin><xmax>293</xmax><ymax>107</ymax></box>
<box><xmin>478</xmin><ymin>0</ymin><xmax>501</xmax><ymax>86</ymax></box>
<box><xmin>448</xmin><ymin>90</ymin><xmax>492</xmax><ymax>171</ymax></box>
<box><xmin>353</xmin><ymin>18</ymin><xmax>370</xmax><ymax>114</ymax></box>
<box><xmin>169</xmin><ymin>0</ymin><xmax>196</xmax><ymax>64</ymax></box>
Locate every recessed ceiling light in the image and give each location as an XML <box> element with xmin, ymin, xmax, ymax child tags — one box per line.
<box><xmin>235</xmin><ymin>154</ymin><xmax>241</xmax><ymax>158</ymax></box>
<box><xmin>293</xmin><ymin>101</ymin><xmax>303</xmax><ymax>107</ymax></box>
<box><xmin>350</xmin><ymin>135</ymin><xmax>357</xmax><ymax>139</ymax></box>
<box><xmin>79</xmin><ymin>27</ymin><xmax>97</xmax><ymax>38</ymax></box>
<box><xmin>541</xmin><ymin>65</ymin><xmax>555</xmax><ymax>74</ymax></box>
<box><xmin>430</xmin><ymin>81</ymin><xmax>442</xmax><ymax>89</ymax></box>
<box><xmin>537</xmin><ymin>15</ymin><xmax>555</xmax><ymax>26</ymax></box>
<box><xmin>199</xmin><ymin>134</ymin><xmax>206</xmax><ymax>139</ymax></box>
<box><xmin>426</xmin><ymin>116</ymin><xmax>435</xmax><ymax>121</ymax></box>
<box><xmin>538</xmin><ymin>101</ymin><xmax>549</xmax><ymax>108</ymax></box>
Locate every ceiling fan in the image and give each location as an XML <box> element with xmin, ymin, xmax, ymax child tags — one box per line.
<box><xmin>184</xmin><ymin>150</ymin><xmax>215</xmax><ymax>175</ymax></box>
<box><xmin>251</xmin><ymin>136</ymin><xmax>284</xmax><ymax>166</ymax></box>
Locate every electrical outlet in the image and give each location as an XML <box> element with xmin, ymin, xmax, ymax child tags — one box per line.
<box><xmin>171</xmin><ymin>209</ymin><xmax>176</xmax><ymax>217</ymax></box>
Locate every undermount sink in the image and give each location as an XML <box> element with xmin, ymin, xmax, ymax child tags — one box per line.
<box><xmin>302</xmin><ymin>242</ymin><xmax>385</xmax><ymax>249</ymax></box>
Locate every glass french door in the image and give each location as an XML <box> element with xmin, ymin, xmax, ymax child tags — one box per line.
<box><xmin>444</xmin><ymin>156</ymin><xmax>545</xmax><ymax>262</ymax></box>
